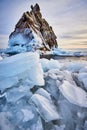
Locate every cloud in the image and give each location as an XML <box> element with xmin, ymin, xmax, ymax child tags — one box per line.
<box><xmin>0</xmin><ymin>34</ymin><xmax>8</xmax><ymax>49</ymax></box>
<box><xmin>60</xmin><ymin>35</ymin><xmax>87</xmax><ymax>41</ymax></box>
<box><xmin>0</xmin><ymin>0</ymin><xmax>87</xmax><ymax>49</ymax></box>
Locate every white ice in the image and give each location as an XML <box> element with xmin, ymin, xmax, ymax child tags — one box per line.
<box><xmin>35</xmin><ymin>88</ymin><xmax>51</xmax><ymax>100</ymax></box>
<box><xmin>79</xmin><ymin>66</ymin><xmax>87</xmax><ymax>73</ymax></box>
<box><xmin>6</xmin><ymin>85</ymin><xmax>32</xmax><ymax>102</ymax></box>
<box><xmin>65</xmin><ymin>62</ymin><xmax>86</xmax><ymax>72</ymax></box>
<box><xmin>40</xmin><ymin>58</ymin><xmax>63</xmax><ymax>71</ymax></box>
<box><xmin>51</xmin><ymin>48</ymin><xmax>72</xmax><ymax>56</ymax></box>
<box><xmin>30</xmin><ymin>117</ymin><xmax>43</xmax><ymax>130</ymax></box>
<box><xmin>5</xmin><ymin>45</ymin><xmax>27</xmax><ymax>54</ymax></box>
<box><xmin>50</xmin><ymin>48</ymin><xmax>87</xmax><ymax>56</ymax></box>
<box><xmin>59</xmin><ymin>80</ymin><xmax>87</xmax><ymax>108</ymax></box>
<box><xmin>0</xmin><ymin>112</ymin><xmax>14</xmax><ymax>130</ymax></box>
<box><xmin>0</xmin><ymin>46</ymin><xmax>87</xmax><ymax>130</ymax></box>
<box><xmin>21</xmin><ymin>109</ymin><xmax>34</xmax><ymax>122</ymax></box>
<box><xmin>78</xmin><ymin>72</ymin><xmax>87</xmax><ymax>90</ymax></box>
<box><xmin>0</xmin><ymin>56</ymin><xmax>3</xmax><ymax>61</ymax></box>
<box><xmin>9</xmin><ymin>33</ymin><xmax>28</xmax><ymax>46</ymax></box>
<box><xmin>30</xmin><ymin>89</ymin><xmax>61</xmax><ymax>122</ymax></box>
<box><xmin>0</xmin><ymin>52</ymin><xmax>44</xmax><ymax>92</ymax></box>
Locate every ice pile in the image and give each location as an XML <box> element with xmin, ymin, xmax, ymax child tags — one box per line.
<box><xmin>0</xmin><ymin>52</ymin><xmax>44</xmax><ymax>92</ymax></box>
<box><xmin>0</xmin><ymin>52</ymin><xmax>87</xmax><ymax>130</ymax></box>
<box><xmin>40</xmin><ymin>58</ymin><xmax>87</xmax><ymax>129</ymax></box>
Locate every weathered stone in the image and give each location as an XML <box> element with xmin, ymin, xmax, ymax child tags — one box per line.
<box><xmin>9</xmin><ymin>3</ymin><xmax>58</xmax><ymax>52</ymax></box>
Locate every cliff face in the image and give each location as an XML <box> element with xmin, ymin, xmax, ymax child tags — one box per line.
<box><xmin>8</xmin><ymin>3</ymin><xmax>58</xmax><ymax>52</ymax></box>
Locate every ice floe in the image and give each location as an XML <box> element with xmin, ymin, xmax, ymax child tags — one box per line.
<box><xmin>0</xmin><ymin>48</ymin><xmax>87</xmax><ymax>130</ymax></box>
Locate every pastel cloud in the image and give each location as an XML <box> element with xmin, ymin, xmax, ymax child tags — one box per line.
<box><xmin>0</xmin><ymin>35</ymin><xmax>8</xmax><ymax>48</ymax></box>
<box><xmin>0</xmin><ymin>0</ymin><xmax>87</xmax><ymax>49</ymax></box>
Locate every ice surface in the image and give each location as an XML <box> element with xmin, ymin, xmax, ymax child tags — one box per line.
<box><xmin>50</xmin><ymin>48</ymin><xmax>87</xmax><ymax>56</ymax></box>
<box><xmin>52</xmin><ymin>48</ymin><xmax>72</xmax><ymax>56</ymax></box>
<box><xmin>59</xmin><ymin>80</ymin><xmax>87</xmax><ymax>108</ymax></box>
<box><xmin>9</xmin><ymin>33</ymin><xmax>28</xmax><ymax>46</ymax></box>
<box><xmin>0</xmin><ymin>102</ymin><xmax>43</xmax><ymax>130</ymax></box>
<box><xmin>78</xmin><ymin>73</ymin><xmax>87</xmax><ymax>90</ymax></box>
<box><xmin>6</xmin><ymin>85</ymin><xmax>32</xmax><ymax>102</ymax></box>
<box><xmin>40</xmin><ymin>58</ymin><xmax>49</xmax><ymax>71</ymax></box>
<box><xmin>0</xmin><ymin>56</ymin><xmax>3</xmax><ymax>61</ymax></box>
<box><xmin>21</xmin><ymin>109</ymin><xmax>34</xmax><ymax>122</ymax></box>
<box><xmin>44</xmin><ymin>69</ymin><xmax>61</xmax><ymax>99</ymax></box>
<box><xmin>79</xmin><ymin>66</ymin><xmax>87</xmax><ymax>73</ymax></box>
<box><xmin>0</xmin><ymin>112</ymin><xmax>15</xmax><ymax>130</ymax></box>
<box><xmin>40</xmin><ymin>58</ymin><xmax>62</xmax><ymax>71</ymax></box>
<box><xmin>0</xmin><ymin>47</ymin><xmax>87</xmax><ymax>129</ymax></box>
<box><xmin>5</xmin><ymin>45</ymin><xmax>27</xmax><ymax>54</ymax></box>
<box><xmin>30</xmin><ymin>89</ymin><xmax>61</xmax><ymax>122</ymax></box>
<box><xmin>84</xmin><ymin>120</ymin><xmax>87</xmax><ymax>130</ymax></box>
<box><xmin>35</xmin><ymin>88</ymin><xmax>51</xmax><ymax>100</ymax></box>
<box><xmin>54</xmin><ymin>125</ymin><xmax>65</xmax><ymax>130</ymax></box>
<box><xmin>65</xmin><ymin>62</ymin><xmax>86</xmax><ymax>72</ymax></box>
<box><xmin>44</xmin><ymin>69</ymin><xmax>76</xmax><ymax>99</ymax></box>
<box><xmin>8</xmin><ymin>27</ymin><xmax>44</xmax><ymax>54</ymax></box>
<box><xmin>29</xmin><ymin>117</ymin><xmax>43</xmax><ymax>130</ymax></box>
<box><xmin>0</xmin><ymin>52</ymin><xmax>44</xmax><ymax>92</ymax></box>
<box><xmin>47</xmin><ymin>59</ymin><xmax>62</xmax><ymax>70</ymax></box>
<box><xmin>0</xmin><ymin>77</ymin><xmax>18</xmax><ymax>92</ymax></box>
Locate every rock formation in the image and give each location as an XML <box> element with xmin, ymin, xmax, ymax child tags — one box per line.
<box><xmin>8</xmin><ymin>3</ymin><xmax>58</xmax><ymax>53</ymax></box>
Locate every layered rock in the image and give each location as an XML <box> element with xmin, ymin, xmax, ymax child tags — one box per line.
<box><xmin>8</xmin><ymin>3</ymin><xmax>58</xmax><ymax>54</ymax></box>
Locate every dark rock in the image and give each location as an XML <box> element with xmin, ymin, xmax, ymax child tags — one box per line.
<box><xmin>9</xmin><ymin>3</ymin><xmax>58</xmax><ymax>52</ymax></box>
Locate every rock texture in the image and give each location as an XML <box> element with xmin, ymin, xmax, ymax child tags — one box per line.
<box><xmin>8</xmin><ymin>3</ymin><xmax>58</xmax><ymax>53</ymax></box>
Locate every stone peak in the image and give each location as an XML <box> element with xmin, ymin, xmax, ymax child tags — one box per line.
<box><xmin>8</xmin><ymin>3</ymin><xmax>58</xmax><ymax>53</ymax></box>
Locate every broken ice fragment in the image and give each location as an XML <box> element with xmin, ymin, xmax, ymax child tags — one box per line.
<box><xmin>59</xmin><ymin>80</ymin><xmax>87</xmax><ymax>108</ymax></box>
<box><xmin>0</xmin><ymin>52</ymin><xmax>44</xmax><ymax>92</ymax></box>
<box><xmin>21</xmin><ymin>109</ymin><xmax>34</xmax><ymax>122</ymax></box>
<box><xmin>30</xmin><ymin>92</ymin><xmax>61</xmax><ymax>122</ymax></box>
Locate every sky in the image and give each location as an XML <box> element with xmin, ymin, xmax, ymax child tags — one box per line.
<box><xmin>0</xmin><ymin>0</ymin><xmax>87</xmax><ymax>50</ymax></box>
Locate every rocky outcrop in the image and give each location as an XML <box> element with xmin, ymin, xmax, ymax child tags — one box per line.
<box><xmin>8</xmin><ymin>3</ymin><xmax>58</xmax><ymax>53</ymax></box>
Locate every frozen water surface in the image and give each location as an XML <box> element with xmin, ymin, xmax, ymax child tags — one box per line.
<box><xmin>0</xmin><ymin>51</ymin><xmax>87</xmax><ymax>130</ymax></box>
